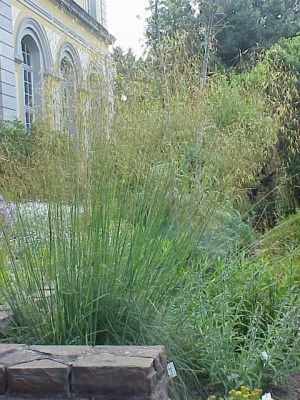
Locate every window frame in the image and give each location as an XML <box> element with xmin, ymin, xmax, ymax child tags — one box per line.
<box><xmin>21</xmin><ymin>39</ymin><xmax>35</xmax><ymax>129</ymax></box>
<box><xmin>15</xmin><ymin>18</ymin><xmax>52</xmax><ymax>127</ymax></box>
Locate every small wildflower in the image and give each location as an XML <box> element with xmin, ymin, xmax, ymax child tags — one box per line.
<box><xmin>261</xmin><ymin>350</ymin><xmax>270</xmax><ymax>362</ymax></box>
<box><xmin>5</xmin><ymin>218</ymin><xmax>13</xmax><ymax>226</ymax></box>
<box><xmin>0</xmin><ymin>195</ymin><xmax>3</xmax><ymax>201</ymax></box>
<box><xmin>241</xmin><ymin>386</ymin><xmax>250</xmax><ymax>393</ymax></box>
<box><xmin>8</xmin><ymin>203</ymin><xmax>16</xmax><ymax>213</ymax></box>
<box><xmin>0</xmin><ymin>206</ymin><xmax>9</xmax><ymax>218</ymax></box>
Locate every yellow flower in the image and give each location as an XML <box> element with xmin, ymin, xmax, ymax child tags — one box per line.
<box><xmin>241</xmin><ymin>386</ymin><xmax>250</xmax><ymax>393</ymax></box>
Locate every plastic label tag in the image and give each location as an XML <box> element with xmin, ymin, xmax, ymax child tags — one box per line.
<box><xmin>167</xmin><ymin>361</ymin><xmax>177</xmax><ymax>379</ymax></box>
<box><xmin>262</xmin><ymin>392</ymin><xmax>272</xmax><ymax>400</ymax></box>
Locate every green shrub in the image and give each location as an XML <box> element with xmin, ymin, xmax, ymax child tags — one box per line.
<box><xmin>242</xmin><ymin>36</ymin><xmax>300</xmax><ymax>221</ymax></box>
<box><xmin>188</xmin><ymin>255</ymin><xmax>300</xmax><ymax>394</ymax></box>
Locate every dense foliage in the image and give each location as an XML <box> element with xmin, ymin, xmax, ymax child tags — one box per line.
<box><xmin>0</xmin><ymin>6</ymin><xmax>300</xmax><ymax>400</ymax></box>
<box><xmin>240</xmin><ymin>35</ymin><xmax>300</xmax><ymax>222</ymax></box>
<box><xmin>145</xmin><ymin>0</ymin><xmax>300</xmax><ymax>67</ymax></box>
<box><xmin>0</xmin><ymin>120</ymin><xmax>74</xmax><ymax>201</ymax></box>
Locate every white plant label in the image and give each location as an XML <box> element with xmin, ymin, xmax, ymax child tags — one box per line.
<box><xmin>167</xmin><ymin>361</ymin><xmax>177</xmax><ymax>379</ymax></box>
<box><xmin>262</xmin><ymin>392</ymin><xmax>272</xmax><ymax>400</ymax></box>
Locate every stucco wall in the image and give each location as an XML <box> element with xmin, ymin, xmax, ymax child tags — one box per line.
<box><xmin>0</xmin><ymin>0</ymin><xmax>17</xmax><ymax>120</ymax></box>
<box><xmin>0</xmin><ymin>0</ymin><xmax>113</xmax><ymax>125</ymax></box>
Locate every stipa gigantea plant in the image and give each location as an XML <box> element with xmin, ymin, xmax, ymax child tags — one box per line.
<box><xmin>0</xmin><ymin>36</ymin><xmax>297</xmax><ymax>400</ymax></box>
<box><xmin>0</xmin><ymin>152</ymin><xmax>206</xmax><ymax>400</ymax></box>
<box><xmin>0</xmin><ymin>119</ymin><xmax>75</xmax><ymax>202</ymax></box>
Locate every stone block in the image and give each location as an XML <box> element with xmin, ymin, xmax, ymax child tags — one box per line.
<box><xmin>0</xmin><ymin>42</ymin><xmax>14</xmax><ymax>61</ymax></box>
<box><xmin>0</xmin><ymin>350</ymin><xmax>44</xmax><ymax>367</ymax></box>
<box><xmin>0</xmin><ymin>311</ymin><xmax>11</xmax><ymax>332</ymax></box>
<box><xmin>92</xmin><ymin>345</ymin><xmax>165</xmax><ymax>359</ymax></box>
<box><xmin>0</xmin><ymin>81</ymin><xmax>16</xmax><ymax>98</ymax></box>
<box><xmin>29</xmin><ymin>345</ymin><xmax>93</xmax><ymax>365</ymax></box>
<box><xmin>0</xmin><ymin>0</ymin><xmax>12</xmax><ymax>6</ymax></box>
<box><xmin>0</xmin><ymin>365</ymin><xmax>5</xmax><ymax>394</ymax></box>
<box><xmin>72</xmin><ymin>353</ymin><xmax>162</xmax><ymax>399</ymax></box>
<box><xmin>0</xmin><ymin>106</ymin><xmax>17</xmax><ymax>120</ymax></box>
<box><xmin>93</xmin><ymin>346</ymin><xmax>167</xmax><ymax>382</ymax></box>
<box><xmin>29</xmin><ymin>345</ymin><xmax>92</xmax><ymax>358</ymax></box>
<box><xmin>0</xmin><ymin>2</ymin><xmax>11</xmax><ymax>19</ymax></box>
<box><xmin>0</xmin><ymin>344</ymin><xmax>25</xmax><ymax>358</ymax></box>
<box><xmin>0</xmin><ymin>93</ymin><xmax>17</xmax><ymax>111</ymax></box>
<box><xmin>8</xmin><ymin>359</ymin><xmax>69</xmax><ymax>398</ymax></box>
<box><xmin>0</xmin><ymin>17</ymin><xmax>13</xmax><ymax>34</ymax></box>
<box><xmin>0</xmin><ymin>56</ymin><xmax>15</xmax><ymax>74</ymax></box>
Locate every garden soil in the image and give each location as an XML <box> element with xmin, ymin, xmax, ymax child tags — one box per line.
<box><xmin>269</xmin><ymin>374</ymin><xmax>300</xmax><ymax>400</ymax></box>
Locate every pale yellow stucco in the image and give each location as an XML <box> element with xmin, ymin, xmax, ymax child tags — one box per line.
<box><xmin>11</xmin><ymin>0</ymin><xmax>112</xmax><ymax>125</ymax></box>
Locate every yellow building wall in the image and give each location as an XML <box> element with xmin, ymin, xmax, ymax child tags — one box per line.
<box><xmin>11</xmin><ymin>0</ymin><xmax>110</xmax><ymax>123</ymax></box>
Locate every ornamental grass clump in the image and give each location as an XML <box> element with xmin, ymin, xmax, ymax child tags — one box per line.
<box><xmin>0</xmin><ymin>41</ymin><xmax>299</xmax><ymax>400</ymax></box>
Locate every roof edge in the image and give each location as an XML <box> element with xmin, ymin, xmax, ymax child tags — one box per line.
<box><xmin>51</xmin><ymin>0</ymin><xmax>116</xmax><ymax>45</ymax></box>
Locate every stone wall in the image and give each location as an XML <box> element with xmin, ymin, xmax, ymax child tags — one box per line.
<box><xmin>0</xmin><ymin>344</ymin><xmax>168</xmax><ymax>400</ymax></box>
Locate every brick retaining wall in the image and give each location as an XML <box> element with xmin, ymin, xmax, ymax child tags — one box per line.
<box><xmin>0</xmin><ymin>344</ymin><xmax>169</xmax><ymax>400</ymax></box>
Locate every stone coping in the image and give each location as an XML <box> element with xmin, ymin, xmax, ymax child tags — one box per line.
<box><xmin>0</xmin><ymin>344</ymin><xmax>168</xmax><ymax>400</ymax></box>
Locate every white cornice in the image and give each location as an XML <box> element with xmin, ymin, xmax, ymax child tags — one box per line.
<box><xmin>17</xmin><ymin>0</ymin><xmax>109</xmax><ymax>61</ymax></box>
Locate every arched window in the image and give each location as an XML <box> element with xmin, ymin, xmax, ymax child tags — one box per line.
<box><xmin>88</xmin><ymin>73</ymin><xmax>102</xmax><ymax>133</ymax></box>
<box><xmin>21</xmin><ymin>39</ymin><xmax>34</xmax><ymax>129</ymax></box>
<box><xmin>61</xmin><ymin>56</ymin><xmax>77</xmax><ymax>137</ymax></box>
<box><xmin>16</xmin><ymin>18</ymin><xmax>51</xmax><ymax>129</ymax></box>
<box><xmin>21</xmin><ymin>35</ymin><xmax>43</xmax><ymax>129</ymax></box>
<box><xmin>58</xmin><ymin>42</ymin><xmax>82</xmax><ymax>138</ymax></box>
<box><xmin>89</xmin><ymin>73</ymin><xmax>101</xmax><ymax>111</ymax></box>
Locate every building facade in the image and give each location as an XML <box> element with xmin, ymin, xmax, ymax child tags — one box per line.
<box><xmin>0</xmin><ymin>0</ymin><xmax>114</xmax><ymax>131</ymax></box>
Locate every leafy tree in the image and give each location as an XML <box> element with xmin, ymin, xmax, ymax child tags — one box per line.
<box><xmin>215</xmin><ymin>0</ymin><xmax>261</xmax><ymax>65</ymax></box>
<box><xmin>216</xmin><ymin>0</ymin><xmax>300</xmax><ymax>65</ymax></box>
<box><xmin>111</xmin><ymin>47</ymin><xmax>146</xmax><ymax>96</ymax></box>
<box><xmin>257</xmin><ymin>0</ymin><xmax>299</xmax><ymax>46</ymax></box>
<box><xmin>112</xmin><ymin>47</ymin><xmax>142</xmax><ymax>77</ymax></box>
<box><xmin>145</xmin><ymin>0</ymin><xmax>300</xmax><ymax>68</ymax></box>
<box><xmin>241</xmin><ymin>35</ymin><xmax>300</xmax><ymax>223</ymax></box>
<box><xmin>146</xmin><ymin>0</ymin><xmax>204</xmax><ymax>58</ymax></box>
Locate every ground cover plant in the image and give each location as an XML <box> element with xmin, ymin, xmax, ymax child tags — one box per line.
<box><xmin>0</xmin><ymin>36</ymin><xmax>299</xmax><ymax>400</ymax></box>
